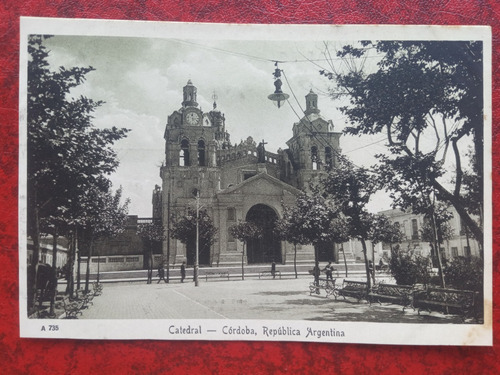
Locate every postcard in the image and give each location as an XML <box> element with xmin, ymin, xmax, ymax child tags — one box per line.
<box><xmin>19</xmin><ymin>17</ymin><xmax>492</xmax><ymax>345</ymax></box>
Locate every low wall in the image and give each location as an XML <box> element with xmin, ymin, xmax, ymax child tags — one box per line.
<box><xmin>80</xmin><ymin>255</ymin><xmax>145</xmax><ymax>272</ymax></box>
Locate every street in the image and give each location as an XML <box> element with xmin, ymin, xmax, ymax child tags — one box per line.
<box><xmin>77</xmin><ymin>277</ymin><xmax>466</xmax><ymax>323</ymax></box>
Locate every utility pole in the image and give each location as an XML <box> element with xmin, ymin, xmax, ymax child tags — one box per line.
<box><xmin>166</xmin><ymin>191</ymin><xmax>171</xmax><ymax>283</ymax></box>
<box><xmin>195</xmin><ymin>189</ymin><xmax>199</xmax><ymax>287</ymax></box>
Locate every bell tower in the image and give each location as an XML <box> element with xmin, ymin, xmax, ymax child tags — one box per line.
<box><xmin>284</xmin><ymin>90</ymin><xmax>341</xmax><ymax>190</ymax></box>
<box><xmin>182</xmin><ymin>79</ymin><xmax>198</xmax><ymax>107</ymax></box>
<box><xmin>304</xmin><ymin>89</ymin><xmax>320</xmax><ymax>116</ymax></box>
<box><xmin>161</xmin><ymin>81</ymin><xmax>225</xmax><ymax>265</ymax></box>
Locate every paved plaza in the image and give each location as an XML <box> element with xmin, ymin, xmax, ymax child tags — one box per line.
<box><xmin>77</xmin><ymin>277</ymin><xmax>468</xmax><ymax>324</ymax></box>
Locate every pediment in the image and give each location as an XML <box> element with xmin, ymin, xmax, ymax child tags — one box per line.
<box><xmin>217</xmin><ymin>172</ymin><xmax>300</xmax><ymax>197</ymax></box>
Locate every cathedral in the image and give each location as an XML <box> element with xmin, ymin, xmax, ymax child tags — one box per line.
<box><xmin>156</xmin><ymin>80</ymin><xmax>342</xmax><ymax>267</ymax></box>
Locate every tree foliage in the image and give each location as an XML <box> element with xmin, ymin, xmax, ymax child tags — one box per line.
<box><xmin>28</xmin><ymin>35</ymin><xmax>129</xmax><ymax>234</ymax></box>
<box><xmin>322</xmin><ymin>41</ymin><xmax>483</xmax><ymax>246</ymax></box>
<box><xmin>369</xmin><ymin>214</ymin><xmax>405</xmax><ymax>245</ymax></box>
<box><xmin>320</xmin><ymin>157</ymin><xmax>379</xmax><ymax>288</ymax></box>
<box><xmin>444</xmin><ymin>256</ymin><xmax>483</xmax><ymax>292</ymax></box>
<box><xmin>137</xmin><ymin>222</ymin><xmax>166</xmax><ymax>243</ymax></box>
<box><xmin>27</xmin><ymin>35</ymin><xmax>129</xmax><ymax>303</ymax></box>
<box><xmin>228</xmin><ymin>221</ymin><xmax>263</xmax><ymax>244</ymax></box>
<box><xmin>420</xmin><ymin>210</ymin><xmax>454</xmax><ymax>245</ymax></box>
<box><xmin>80</xmin><ymin>186</ymin><xmax>130</xmax><ymax>240</ymax></box>
<box><xmin>80</xmin><ymin>186</ymin><xmax>129</xmax><ymax>291</ymax></box>
<box><xmin>170</xmin><ymin>208</ymin><xmax>218</xmax><ymax>247</ymax></box>
<box><xmin>389</xmin><ymin>246</ymin><xmax>432</xmax><ymax>286</ymax></box>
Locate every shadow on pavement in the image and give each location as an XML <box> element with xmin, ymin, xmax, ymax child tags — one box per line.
<box><xmin>252</xmin><ymin>291</ymin><xmax>305</xmax><ymax>297</ymax></box>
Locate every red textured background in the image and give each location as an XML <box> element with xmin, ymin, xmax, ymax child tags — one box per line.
<box><xmin>1</xmin><ymin>1</ymin><xmax>499</xmax><ymax>374</ymax></box>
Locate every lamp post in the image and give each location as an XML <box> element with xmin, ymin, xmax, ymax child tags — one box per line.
<box><xmin>194</xmin><ymin>188</ymin><xmax>200</xmax><ymax>287</ymax></box>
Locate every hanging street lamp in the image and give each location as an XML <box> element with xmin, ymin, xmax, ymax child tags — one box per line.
<box><xmin>267</xmin><ymin>62</ymin><xmax>289</xmax><ymax>108</ymax></box>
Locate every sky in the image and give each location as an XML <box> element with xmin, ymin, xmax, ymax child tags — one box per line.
<box><xmin>40</xmin><ymin>34</ymin><xmax>400</xmax><ymax>217</ymax></box>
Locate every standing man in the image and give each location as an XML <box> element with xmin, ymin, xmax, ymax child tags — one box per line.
<box><xmin>157</xmin><ymin>263</ymin><xmax>167</xmax><ymax>283</ymax></box>
<box><xmin>180</xmin><ymin>261</ymin><xmax>186</xmax><ymax>283</ymax></box>
<box><xmin>271</xmin><ymin>261</ymin><xmax>276</xmax><ymax>279</ymax></box>
<box><xmin>323</xmin><ymin>261</ymin><xmax>334</xmax><ymax>282</ymax></box>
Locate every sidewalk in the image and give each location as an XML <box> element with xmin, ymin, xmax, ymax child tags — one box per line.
<box><xmin>77</xmin><ymin>277</ymin><xmax>467</xmax><ymax>323</ymax></box>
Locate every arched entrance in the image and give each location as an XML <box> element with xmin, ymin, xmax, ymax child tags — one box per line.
<box><xmin>245</xmin><ymin>204</ymin><xmax>282</xmax><ymax>264</ymax></box>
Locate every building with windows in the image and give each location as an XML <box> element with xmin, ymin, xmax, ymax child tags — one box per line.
<box><xmin>367</xmin><ymin>208</ymin><xmax>482</xmax><ymax>266</ymax></box>
<box><xmin>159</xmin><ymin>80</ymin><xmax>342</xmax><ymax>266</ymax></box>
<box><xmin>27</xmin><ymin>236</ymin><xmax>68</xmax><ymax>270</ymax></box>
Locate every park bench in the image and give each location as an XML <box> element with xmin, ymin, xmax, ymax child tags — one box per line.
<box><xmin>309</xmin><ymin>278</ymin><xmax>338</xmax><ymax>298</ymax></box>
<box><xmin>92</xmin><ymin>282</ymin><xmax>103</xmax><ymax>297</ymax></box>
<box><xmin>259</xmin><ymin>270</ymin><xmax>281</xmax><ymax>279</ymax></box>
<box><xmin>368</xmin><ymin>283</ymin><xmax>414</xmax><ymax>311</ymax></box>
<box><xmin>61</xmin><ymin>296</ymin><xmax>84</xmax><ymax>318</ymax></box>
<box><xmin>204</xmin><ymin>271</ymin><xmax>230</xmax><ymax>281</ymax></box>
<box><xmin>337</xmin><ymin>280</ymin><xmax>368</xmax><ymax>302</ymax></box>
<box><xmin>375</xmin><ymin>264</ymin><xmax>389</xmax><ymax>272</ymax></box>
<box><xmin>77</xmin><ymin>288</ymin><xmax>96</xmax><ymax>307</ymax></box>
<box><xmin>413</xmin><ymin>287</ymin><xmax>477</xmax><ymax>320</ymax></box>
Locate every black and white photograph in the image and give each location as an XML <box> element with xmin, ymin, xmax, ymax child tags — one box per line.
<box><xmin>19</xmin><ymin>18</ymin><xmax>492</xmax><ymax>345</ymax></box>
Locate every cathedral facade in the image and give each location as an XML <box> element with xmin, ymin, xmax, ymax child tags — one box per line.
<box><xmin>158</xmin><ymin>80</ymin><xmax>342</xmax><ymax>266</ymax></box>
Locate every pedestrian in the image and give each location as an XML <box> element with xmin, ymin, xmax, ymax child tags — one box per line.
<box><xmin>323</xmin><ymin>261</ymin><xmax>334</xmax><ymax>282</ymax></box>
<box><xmin>271</xmin><ymin>261</ymin><xmax>276</xmax><ymax>279</ymax></box>
<box><xmin>312</xmin><ymin>261</ymin><xmax>321</xmax><ymax>294</ymax></box>
<box><xmin>180</xmin><ymin>261</ymin><xmax>186</xmax><ymax>283</ymax></box>
<box><xmin>157</xmin><ymin>263</ymin><xmax>166</xmax><ymax>283</ymax></box>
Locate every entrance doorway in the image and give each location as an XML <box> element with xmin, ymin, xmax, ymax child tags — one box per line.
<box><xmin>245</xmin><ymin>204</ymin><xmax>282</xmax><ymax>264</ymax></box>
<box><xmin>186</xmin><ymin>239</ymin><xmax>211</xmax><ymax>266</ymax></box>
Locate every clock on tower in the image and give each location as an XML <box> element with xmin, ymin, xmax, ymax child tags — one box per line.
<box><xmin>185</xmin><ymin>111</ymin><xmax>200</xmax><ymax>125</ymax></box>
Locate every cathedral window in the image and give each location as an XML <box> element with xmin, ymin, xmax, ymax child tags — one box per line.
<box><xmin>311</xmin><ymin>146</ymin><xmax>319</xmax><ymax>170</ymax></box>
<box><xmin>179</xmin><ymin>139</ymin><xmax>190</xmax><ymax>166</ymax></box>
<box><xmin>411</xmin><ymin>219</ymin><xmax>419</xmax><ymax>240</ymax></box>
<box><xmin>227</xmin><ymin>207</ymin><xmax>236</xmax><ymax>221</ymax></box>
<box><xmin>325</xmin><ymin>147</ymin><xmax>333</xmax><ymax>169</ymax></box>
<box><xmin>198</xmin><ymin>140</ymin><xmax>206</xmax><ymax>166</ymax></box>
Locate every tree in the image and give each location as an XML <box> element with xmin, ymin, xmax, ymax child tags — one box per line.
<box><xmin>137</xmin><ymin>222</ymin><xmax>166</xmax><ymax>284</ymax></box>
<box><xmin>444</xmin><ymin>256</ymin><xmax>483</xmax><ymax>292</ymax></box>
<box><xmin>389</xmin><ymin>246</ymin><xmax>432</xmax><ymax>286</ymax></box>
<box><xmin>368</xmin><ymin>214</ymin><xmax>405</xmax><ymax>284</ymax></box>
<box><xmin>229</xmin><ymin>221</ymin><xmax>263</xmax><ymax>280</ymax></box>
<box><xmin>170</xmin><ymin>208</ymin><xmax>218</xmax><ymax>265</ymax></box>
<box><xmin>274</xmin><ymin>205</ymin><xmax>305</xmax><ymax>279</ymax></box>
<box><xmin>80</xmin><ymin>186</ymin><xmax>129</xmax><ymax>292</ymax></box>
<box><xmin>27</xmin><ymin>35</ymin><xmax>129</xmax><ymax>310</ymax></box>
<box><xmin>275</xmin><ymin>195</ymin><xmax>349</xmax><ymax>278</ymax></box>
<box><xmin>320</xmin><ymin>156</ymin><xmax>379</xmax><ymax>289</ymax></box>
<box><xmin>322</xmin><ymin>41</ymin><xmax>483</xmax><ymax>247</ymax></box>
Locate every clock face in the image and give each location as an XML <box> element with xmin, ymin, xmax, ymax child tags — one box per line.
<box><xmin>186</xmin><ymin>112</ymin><xmax>200</xmax><ymax>125</ymax></box>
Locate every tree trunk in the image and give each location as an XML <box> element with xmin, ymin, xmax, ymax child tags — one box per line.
<box><xmin>66</xmin><ymin>230</ymin><xmax>76</xmax><ymax>298</ymax></box>
<box><xmin>343</xmin><ymin>245</ymin><xmax>348</xmax><ymax>278</ymax></box>
<box><xmin>293</xmin><ymin>244</ymin><xmax>297</xmax><ymax>279</ymax></box>
<box><xmin>431</xmin><ymin>179</ymin><xmax>483</xmax><ymax>247</ymax></box>
<box><xmin>84</xmin><ymin>233</ymin><xmax>94</xmax><ymax>293</ymax></box>
<box><xmin>147</xmin><ymin>241</ymin><xmax>153</xmax><ymax>284</ymax></box>
<box><xmin>29</xmin><ymin>202</ymin><xmax>41</xmax><ymax>312</ymax></box>
<box><xmin>76</xmin><ymin>240</ymin><xmax>81</xmax><ymax>290</ymax></box>
<box><xmin>360</xmin><ymin>238</ymin><xmax>371</xmax><ymax>290</ymax></box>
<box><xmin>431</xmin><ymin>212</ymin><xmax>446</xmax><ymax>288</ymax></box>
<box><xmin>49</xmin><ymin>230</ymin><xmax>58</xmax><ymax>316</ymax></box>
<box><xmin>371</xmin><ymin>242</ymin><xmax>376</xmax><ymax>285</ymax></box>
<box><xmin>241</xmin><ymin>243</ymin><xmax>245</xmax><ymax>280</ymax></box>
<box><xmin>97</xmin><ymin>251</ymin><xmax>100</xmax><ymax>283</ymax></box>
